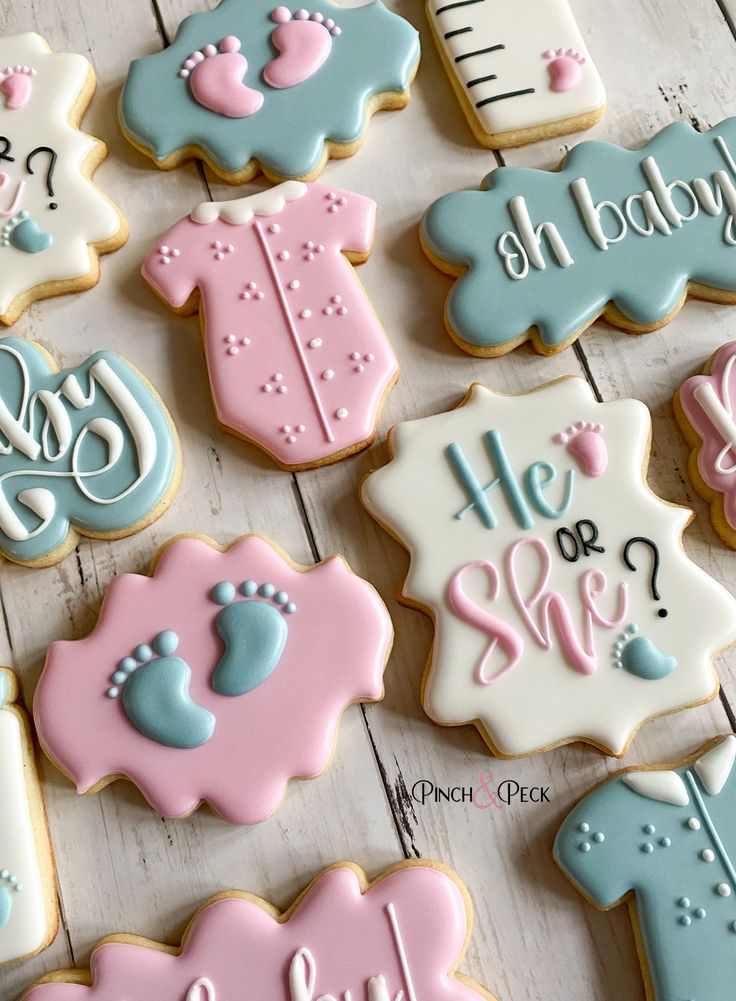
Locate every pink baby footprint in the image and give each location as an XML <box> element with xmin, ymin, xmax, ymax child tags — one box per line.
<box><xmin>542</xmin><ymin>48</ymin><xmax>586</xmax><ymax>93</ymax></box>
<box><xmin>264</xmin><ymin>7</ymin><xmax>341</xmax><ymax>90</ymax></box>
<box><xmin>0</xmin><ymin>65</ymin><xmax>36</xmax><ymax>110</ymax></box>
<box><xmin>179</xmin><ymin>37</ymin><xmax>264</xmax><ymax>118</ymax></box>
<box><xmin>554</xmin><ymin>422</ymin><xmax>607</xmax><ymax>477</ymax></box>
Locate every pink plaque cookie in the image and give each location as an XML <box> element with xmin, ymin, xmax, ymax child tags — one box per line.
<box><xmin>142</xmin><ymin>182</ymin><xmax>399</xmax><ymax>470</ymax></box>
<box><xmin>676</xmin><ymin>341</ymin><xmax>736</xmax><ymax>548</ymax></box>
<box><xmin>19</xmin><ymin>862</ymin><xmax>495</xmax><ymax>1001</ymax></box>
<box><xmin>34</xmin><ymin>534</ymin><xmax>393</xmax><ymax>824</ymax></box>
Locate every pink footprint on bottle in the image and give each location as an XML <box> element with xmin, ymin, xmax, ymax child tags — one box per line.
<box><xmin>0</xmin><ymin>65</ymin><xmax>36</xmax><ymax>110</ymax></box>
<box><xmin>554</xmin><ymin>421</ymin><xmax>607</xmax><ymax>477</ymax></box>
<box><xmin>179</xmin><ymin>37</ymin><xmax>264</xmax><ymax>118</ymax></box>
<box><xmin>264</xmin><ymin>7</ymin><xmax>341</xmax><ymax>90</ymax></box>
<box><xmin>542</xmin><ymin>48</ymin><xmax>586</xmax><ymax>93</ymax></box>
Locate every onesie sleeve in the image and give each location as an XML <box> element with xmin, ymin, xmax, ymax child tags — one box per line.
<box><xmin>141</xmin><ymin>217</ymin><xmax>199</xmax><ymax>309</ymax></box>
<box><xmin>318</xmin><ymin>185</ymin><xmax>377</xmax><ymax>256</ymax></box>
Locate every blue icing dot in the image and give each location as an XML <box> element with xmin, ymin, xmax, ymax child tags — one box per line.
<box><xmin>694</xmin><ymin>908</ymin><xmax>706</xmax><ymax>920</ymax></box>
<box><xmin>275</xmin><ymin>591</ymin><xmax>288</xmax><ymax>605</ymax></box>
<box><xmin>593</xmin><ymin>832</ymin><xmax>605</xmax><ymax>843</ymax></box>
<box><xmin>242</xmin><ymin>580</ymin><xmax>258</xmax><ymax>597</ymax></box>
<box><xmin>660</xmin><ymin>837</ymin><xmax>672</xmax><ymax>848</ymax></box>
<box><xmin>579</xmin><ymin>822</ymin><xmax>590</xmax><ymax>833</ymax></box>
<box><xmin>678</xmin><ymin>897</ymin><xmax>691</xmax><ymax>908</ymax></box>
<box><xmin>679</xmin><ymin>915</ymin><xmax>692</xmax><ymax>927</ymax></box>
<box><xmin>580</xmin><ymin>842</ymin><xmax>591</xmax><ymax>853</ymax></box>
<box><xmin>643</xmin><ymin>824</ymin><xmax>656</xmax><ymax>835</ymax></box>
<box><xmin>642</xmin><ymin>843</ymin><xmax>654</xmax><ymax>854</ymax></box>
<box><xmin>119</xmin><ymin>657</ymin><xmax>137</xmax><ymax>674</ymax></box>
<box><xmin>134</xmin><ymin>644</ymin><xmax>153</xmax><ymax>663</ymax></box>
<box><xmin>112</xmin><ymin>671</ymin><xmax>128</xmax><ymax>685</ymax></box>
<box><xmin>285</xmin><ymin>601</ymin><xmax>297</xmax><ymax>614</ymax></box>
<box><xmin>258</xmin><ymin>582</ymin><xmax>276</xmax><ymax>598</ymax></box>
<box><xmin>153</xmin><ymin>630</ymin><xmax>178</xmax><ymax>657</ymax></box>
<box><xmin>212</xmin><ymin>581</ymin><xmax>236</xmax><ymax>605</ymax></box>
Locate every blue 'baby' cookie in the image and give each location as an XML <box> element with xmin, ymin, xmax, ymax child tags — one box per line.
<box><xmin>120</xmin><ymin>0</ymin><xmax>420</xmax><ymax>182</ymax></box>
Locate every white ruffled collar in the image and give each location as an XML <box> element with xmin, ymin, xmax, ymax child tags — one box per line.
<box><xmin>190</xmin><ymin>181</ymin><xmax>308</xmax><ymax>225</ymax></box>
<box><xmin>622</xmin><ymin>736</ymin><xmax>736</xmax><ymax>806</ymax></box>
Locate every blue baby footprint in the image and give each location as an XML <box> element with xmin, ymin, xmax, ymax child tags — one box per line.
<box><xmin>106</xmin><ymin>631</ymin><xmax>215</xmax><ymax>749</ymax></box>
<box><xmin>0</xmin><ymin>869</ymin><xmax>22</xmax><ymax>928</ymax></box>
<box><xmin>211</xmin><ymin>580</ymin><xmax>296</xmax><ymax>697</ymax></box>
<box><xmin>612</xmin><ymin>625</ymin><xmax>677</xmax><ymax>681</ymax></box>
<box><xmin>2</xmin><ymin>211</ymin><xmax>53</xmax><ymax>253</ymax></box>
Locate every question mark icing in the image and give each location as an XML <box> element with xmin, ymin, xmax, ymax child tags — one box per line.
<box><xmin>623</xmin><ymin>536</ymin><xmax>668</xmax><ymax>618</ymax></box>
<box><xmin>25</xmin><ymin>146</ymin><xmax>57</xmax><ymax>209</ymax></box>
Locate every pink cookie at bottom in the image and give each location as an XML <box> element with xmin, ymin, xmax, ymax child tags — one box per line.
<box><xmin>34</xmin><ymin>535</ymin><xmax>393</xmax><ymax>824</ymax></box>
<box><xmin>19</xmin><ymin>864</ymin><xmax>494</xmax><ymax>1001</ymax></box>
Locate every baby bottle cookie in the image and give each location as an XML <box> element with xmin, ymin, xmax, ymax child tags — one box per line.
<box><xmin>34</xmin><ymin>534</ymin><xmax>393</xmax><ymax>824</ymax></box>
<box><xmin>361</xmin><ymin>379</ymin><xmax>736</xmax><ymax>757</ymax></box>
<box><xmin>0</xmin><ymin>669</ymin><xmax>58</xmax><ymax>965</ymax></box>
<box><xmin>422</xmin><ymin>118</ymin><xmax>736</xmax><ymax>356</ymax></box>
<box><xmin>0</xmin><ymin>339</ymin><xmax>180</xmax><ymax>567</ymax></box>
<box><xmin>120</xmin><ymin>0</ymin><xmax>420</xmax><ymax>182</ymax></box>
<box><xmin>555</xmin><ymin>736</ymin><xmax>736</xmax><ymax>1001</ymax></box>
<box><xmin>143</xmin><ymin>184</ymin><xmax>398</xmax><ymax>470</ymax></box>
<box><xmin>19</xmin><ymin>861</ymin><xmax>495</xmax><ymax>1001</ymax></box>
<box><xmin>427</xmin><ymin>0</ymin><xmax>605</xmax><ymax>148</ymax></box>
<box><xmin>0</xmin><ymin>33</ymin><xmax>127</xmax><ymax>324</ymax></box>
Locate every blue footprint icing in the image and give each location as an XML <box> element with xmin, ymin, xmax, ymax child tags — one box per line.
<box><xmin>106</xmin><ymin>631</ymin><xmax>215</xmax><ymax>749</ymax></box>
<box><xmin>0</xmin><ymin>869</ymin><xmax>22</xmax><ymax>928</ymax></box>
<box><xmin>211</xmin><ymin>580</ymin><xmax>296</xmax><ymax>697</ymax></box>
<box><xmin>2</xmin><ymin>212</ymin><xmax>53</xmax><ymax>253</ymax></box>
<box><xmin>612</xmin><ymin>625</ymin><xmax>677</xmax><ymax>681</ymax></box>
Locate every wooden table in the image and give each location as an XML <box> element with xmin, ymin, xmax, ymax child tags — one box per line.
<box><xmin>4</xmin><ymin>1</ymin><xmax>736</xmax><ymax>998</ymax></box>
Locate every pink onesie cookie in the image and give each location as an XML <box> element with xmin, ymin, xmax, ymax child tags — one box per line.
<box><xmin>142</xmin><ymin>182</ymin><xmax>399</xmax><ymax>470</ymax></box>
<box><xmin>33</xmin><ymin>534</ymin><xmax>393</xmax><ymax>824</ymax></box>
<box><xmin>19</xmin><ymin>862</ymin><xmax>496</xmax><ymax>1001</ymax></box>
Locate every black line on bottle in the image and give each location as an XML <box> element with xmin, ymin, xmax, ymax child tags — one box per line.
<box><xmin>454</xmin><ymin>43</ymin><xmax>504</xmax><ymax>62</ymax></box>
<box><xmin>444</xmin><ymin>26</ymin><xmax>473</xmax><ymax>38</ymax></box>
<box><xmin>466</xmin><ymin>74</ymin><xmax>497</xmax><ymax>88</ymax></box>
<box><xmin>435</xmin><ymin>0</ymin><xmax>483</xmax><ymax>14</ymax></box>
<box><xmin>476</xmin><ymin>87</ymin><xmax>535</xmax><ymax>107</ymax></box>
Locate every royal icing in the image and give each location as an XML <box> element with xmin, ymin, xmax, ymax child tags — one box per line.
<box><xmin>0</xmin><ymin>339</ymin><xmax>179</xmax><ymax>566</ymax></box>
<box><xmin>20</xmin><ymin>863</ymin><xmax>490</xmax><ymax>1001</ymax></box>
<box><xmin>34</xmin><ymin>534</ymin><xmax>393</xmax><ymax>823</ymax></box>
<box><xmin>422</xmin><ymin>118</ymin><xmax>736</xmax><ymax>355</ymax></box>
<box><xmin>120</xmin><ymin>0</ymin><xmax>420</xmax><ymax>181</ymax></box>
<box><xmin>0</xmin><ymin>669</ymin><xmax>56</xmax><ymax>965</ymax></box>
<box><xmin>555</xmin><ymin>736</ymin><xmax>736</xmax><ymax>1001</ymax></box>
<box><xmin>677</xmin><ymin>340</ymin><xmax>736</xmax><ymax>546</ymax></box>
<box><xmin>0</xmin><ymin>33</ymin><xmax>125</xmax><ymax>324</ymax></box>
<box><xmin>361</xmin><ymin>379</ymin><xmax>736</xmax><ymax>757</ymax></box>
<box><xmin>143</xmin><ymin>183</ymin><xmax>398</xmax><ymax>469</ymax></box>
<box><xmin>427</xmin><ymin>0</ymin><xmax>605</xmax><ymax>145</ymax></box>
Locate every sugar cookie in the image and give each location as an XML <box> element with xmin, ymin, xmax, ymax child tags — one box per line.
<box><xmin>143</xmin><ymin>183</ymin><xmax>398</xmax><ymax>470</ymax></box>
<box><xmin>555</xmin><ymin>735</ymin><xmax>736</xmax><ymax>1001</ymax></box>
<box><xmin>422</xmin><ymin>118</ymin><xmax>736</xmax><ymax>356</ymax></box>
<box><xmin>34</xmin><ymin>534</ymin><xmax>393</xmax><ymax>824</ymax></box>
<box><xmin>0</xmin><ymin>33</ymin><xmax>127</xmax><ymax>325</ymax></box>
<box><xmin>427</xmin><ymin>0</ymin><xmax>605</xmax><ymax>148</ymax></box>
<box><xmin>0</xmin><ymin>339</ymin><xmax>180</xmax><ymax>567</ymax></box>
<box><xmin>361</xmin><ymin>379</ymin><xmax>736</xmax><ymax>757</ymax></box>
<box><xmin>0</xmin><ymin>668</ymin><xmax>58</xmax><ymax>965</ymax></box>
<box><xmin>120</xmin><ymin>0</ymin><xmax>420</xmax><ymax>183</ymax></box>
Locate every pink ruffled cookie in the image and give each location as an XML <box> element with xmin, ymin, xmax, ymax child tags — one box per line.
<box><xmin>143</xmin><ymin>182</ymin><xmax>399</xmax><ymax>470</ymax></box>
<box><xmin>34</xmin><ymin>534</ymin><xmax>393</xmax><ymax>824</ymax></box>
<box><xmin>19</xmin><ymin>862</ymin><xmax>496</xmax><ymax>1001</ymax></box>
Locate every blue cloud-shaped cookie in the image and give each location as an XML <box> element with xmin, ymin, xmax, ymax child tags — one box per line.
<box><xmin>422</xmin><ymin>118</ymin><xmax>736</xmax><ymax>355</ymax></box>
<box><xmin>120</xmin><ymin>0</ymin><xmax>420</xmax><ymax>181</ymax></box>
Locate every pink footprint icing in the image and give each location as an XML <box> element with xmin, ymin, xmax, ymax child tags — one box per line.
<box><xmin>543</xmin><ymin>47</ymin><xmax>586</xmax><ymax>93</ymax></box>
<box><xmin>264</xmin><ymin>7</ymin><xmax>341</xmax><ymax>90</ymax></box>
<box><xmin>554</xmin><ymin>421</ymin><xmax>607</xmax><ymax>476</ymax></box>
<box><xmin>0</xmin><ymin>64</ymin><xmax>36</xmax><ymax>110</ymax></box>
<box><xmin>179</xmin><ymin>37</ymin><xmax>264</xmax><ymax>118</ymax></box>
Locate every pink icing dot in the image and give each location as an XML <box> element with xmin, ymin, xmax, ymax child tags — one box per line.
<box><xmin>282</xmin><ymin>425</ymin><xmax>292</xmax><ymax>433</ymax></box>
<box><xmin>322</xmin><ymin>369</ymin><xmax>334</xmax><ymax>380</ymax></box>
<box><xmin>271</xmin><ymin>6</ymin><xmax>290</xmax><ymax>22</ymax></box>
<box><xmin>241</xmin><ymin>338</ymin><xmax>251</xmax><ymax>346</ymax></box>
<box><xmin>305</xmin><ymin>252</ymin><xmax>315</xmax><ymax>261</ymax></box>
<box><xmin>300</xmin><ymin>309</ymin><xmax>312</xmax><ymax>319</ymax></box>
<box><xmin>295</xmin><ymin>8</ymin><xmax>309</xmax><ymax>18</ymax></box>
<box><xmin>248</xmin><ymin>282</ymin><xmax>257</xmax><ymax>291</ymax></box>
<box><xmin>241</xmin><ymin>292</ymin><xmax>251</xmax><ymax>300</ymax></box>
<box><xmin>327</xmin><ymin>192</ymin><xmax>336</xmax><ymax>200</ymax></box>
<box><xmin>192</xmin><ymin>51</ymin><xmax>205</xmax><ymax>63</ymax></box>
<box><xmin>270</xmin><ymin>224</ymin><xmax>281</xmax><ymax>234</ymax></box>
<box><xmin>296</xmin><ymin>424</ymin><xmax>306</xmax><ymax>433</ymax></box>
<box><xmin>365</xmin><ymin>353</ymin><xmax>375</xmax><ymax>362</ymax></box>
<box><xmin>213</xmin><ymin>241</ymin><xmax>222</xmax><ymax>250</ymax></box>
<box><xmin>171</xmin><ymin>249</ymin><xmax>180</xmax><ymax>257</ymax></box>
<box><xmin>220</xmin><ymin>35</ymin><xmax>241</xmax><ymax>53</ymax></box>
<box><xmin>289</xmin><ymin>280</ymin><xmax>300</xmax><ymax>290</ymax></box>
<box><xmin>277</xmin><ymin>385</ymin><xmax>287</xmax><ymax>394</ymax></box>
<box><xmin>227</xmin><ymin>346</ymin><xmax>239</xmax><ymax>356</ymax></box>
<box><xmin>338</xmin><ymin>197</ymin><xmax>347</xmax><ymax>205</ymax></box>
<box><xmin>305</xmin><ymin>241</ymin><xmax>315</xmax><ymax>250</ymax></box>
<box><xmin>179</xmin><ymin>68</ymin><xmax>190</xmax><ymax>78</ymax></box>
<box><xmin>323</xmin><ymin>307</ymin><xmax>333</xmax><ymax>316</ymax></box>
<box><xmin>161</xmin><ymin>257</ymin><xmax>171</xmax><ymax>265</ymax></box>
<box><xmin>325</xmin><ymin>18</ymin><xmax>335</xmax><ymax>28</ymax></box>
<box><xmin>273</xmin><ymin>373</ymin><xmax>284</xmax><ymax>381</ymax></box>
<box><xmin>335</xmin><ymin>408</ymin><xmax>348</xmax><ymax>420</ymax></box>
<box><xmin>226</xmin><ymin>244</ymin><xmax>235</xmax><ymax>253</ymax></box>
<box><xmin>311</xmin><ymin>11</ymin><xmax>324</xmax><ymax>21</ymax></box>
<box><xmin>354</xmin><ymin>364</ymin><xmax>364</xmax><ymax>373</ymax></box>
<box><xmin>255</xmin><ymin>291</ymin><xmax>264</xmax><ymax>300</ymax></box>
<box><xmin>287</xmin><ymin>435</ymin><xmax>297</xmax><ymax>444</ymax></box>
<box><xmin>332</xmin><ymin>25</ymin><xmax>342</xmax><ymax>35</ymax></box>
<box><xmin>203</xmin><ymin>43</ymin><xmax>217</xmax><ymax>56</ymax></box>
<box><xmin>225</xmin><ymin>335</ymin><xmax>236</xmax><ymax>343</ymax></box>
<box><xmin>350</xmin><ymin>352</ymin><xmax>360</xmax><ymax>360</ymax></box>
<box><xmin>215</xmin><ymin>252</ymin><xmax>225</xmax><ymax>260</ymax></box>
<box><xmin>332</xmin><ymin>295</ymin><xmax>342</xmax><ymax>304</ymax></box>
<box><xmin>337</xmin><ymin>307</ymin><xmax>348</xmax><ymax>316</ymax></box>
<box><xmin>317</xmin><ymin>245</ymin><xmax>325</xmax><ymax>253</ymax></box>
<box><xmin>262</xmin><ymin>384</ymin><xmax>272</xmax><ymax>393</ymax></box>
<box><xmin>328</xmin><ymin>205</ymin><xmax>338</xmax><ymax>214</ymax></box>
<box><xmin>278</xmin><ymin>251</ymin><xmax>290</xmax><ymax>261</ymax></box>
<box><xmin>159</xmin><ymin>245</ymin><xmax>169</xmax><ymax>255</ymax></box>
<box><xmin>309</xmin><ymin>338</ymin><xmax>322</xmax><ymax>348</ymax></box>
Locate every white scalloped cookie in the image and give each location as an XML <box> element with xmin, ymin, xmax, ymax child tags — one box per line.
<box><xmin>0</xmin><ymin>668</ymin><xmax>58</xmax><ymax>965</ymax></box>
<box><xmin>0</xmin><ymin>33</ymin><xmax>127</xmax><ymax>324</ymax></box>
<box><xmin>361</xmin><ymin>379</ymin><xmax>736</xmax><ymax>758</ymax></box>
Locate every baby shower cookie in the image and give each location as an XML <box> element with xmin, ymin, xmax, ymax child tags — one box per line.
<box><xmin>427</xmin><ymin>0</ymin><xmax>605</xmax><ymax>148</ymax></box>
<box><xmin>34</xmin><ymin>534</ymin><xmax>393</xmax><ymax>824</ymax></box>
<box><xmin>143</xmin><ymin>183</ymin><xmax>399</xmax><ymax>470</ymax></box>
<box><xmin>0</xmin><ymin>669</ymin><xmax>58</xmax><ymax>965</ymax></box>
<box><xmin>19</xmin><ymin>861</ymin><xmax>496</xmax><ymax>1001</ymax></box>
<box><xmin>675</xmin><ymin>341</ymin><xmax>736</xmax><ymax>549</ymax></box>
<box><xmin>0</xmin><ymin>339</ymin><xmax>180</xmax><ymax>567</ymax></box>
<box><xmin>0</xmin><ymin>33</ymin><xmax>127</xmax><ymax>325</ymax></box>
<box><xmin>361</xmin><ymin>379</ymin><xmax>736</xmax><ymax>758</ymax></box>
<box><xmin>120</xmin><ymin>0</ymin><xmax>420</xmax><ymax>183</ymax></box>
<box><xmin>555</xmin><ymin>735</ymin><xmax>736</xmax><ymax>1001</ymax></box>
<box><xmin>422</xmin><ymin>117</ymin><xmax>736</xmax><ymax>356</ymax></box>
